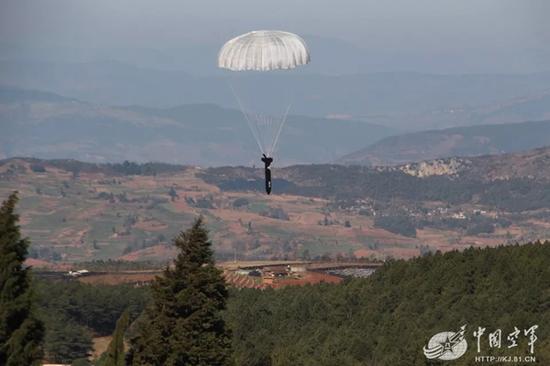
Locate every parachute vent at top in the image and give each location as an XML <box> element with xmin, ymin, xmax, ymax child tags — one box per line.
<box><xmin>218</xmin><ymin>30</ymin><xmax>310</xmax><ymax>71</ymax></box>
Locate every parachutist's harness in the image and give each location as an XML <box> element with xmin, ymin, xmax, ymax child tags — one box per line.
<box><xmin>261</xmin><ymin>154</ymin><xmax>273</xmax><ymax>195</ymax></box>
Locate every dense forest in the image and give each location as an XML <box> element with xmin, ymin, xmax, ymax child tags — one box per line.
<box><xmin>227</xmin><ymin>241</ymin><xmax>550</xmax><ymax>365</ymax></box>
<box><xmin>35</xmin><ymin>241</ymin><xmax>550</xmax><ymax>365</ymax></box>
<box><xmin>35</xmin><ymin>280</ymin><xmax>150</xmax><ymax>364</ymax></box>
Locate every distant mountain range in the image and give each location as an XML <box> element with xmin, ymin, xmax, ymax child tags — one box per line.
<box><xmin>339</xmin><ymin>120</ymin><xmax>550</xmax><ymax>166</ymax></box>
<box><xmin>4</xmin><ymin>84</ymin><xmax>550</xmax><ymax>167</ymax></box>
<box><xmin>2</xmin><ymin>59</ymin><xmax>550</xmax><ymax>130</ymax></box>
<box><xmin>0</xmin><ymin>85</ymin><xmax>393</xmax><ymax>166</ymax></box>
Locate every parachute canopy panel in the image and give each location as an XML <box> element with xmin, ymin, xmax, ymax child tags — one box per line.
<box><xmin>218</xmin><ymin>30</ymin><xmax>310</xmax><ymax>71</ymax></box>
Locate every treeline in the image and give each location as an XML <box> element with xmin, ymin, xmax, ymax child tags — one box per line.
<box><xmin>1</xmin><ymin>158</ymin><xmax>185</xmax><ymax>177</ymax></box>
<box><xmin>374</xmin><ymin>214</ymin><xmax>512</xmax><ymax>238</ymax></box>
<box><xmin>70</xmin><ymin>259</ymin><xmax>166</xmax><ymax>271</ymax></box>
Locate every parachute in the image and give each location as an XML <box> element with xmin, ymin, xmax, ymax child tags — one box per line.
<box><xmin>218</xmin><ymin>30</ymin><xmax>310</xmax><ymax>158</ymax></box>
<box><xmin>218</xmin><ymin>30</ymin><xmax>310</xmax><ymax>72</ymax></box>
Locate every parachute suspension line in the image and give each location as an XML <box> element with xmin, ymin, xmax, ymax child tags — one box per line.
<box><xmin>261</xmin><ymin>114</ymin><xmax>270</xmax><ymax>154</ymax></box>
<box><xmin>225</xmin><ymin>78</ymin><xmax>292</xmax><ymax>159</ymax></box>
<box><xmin>268</xmin><ymin>102</ymin><xmax>292</xmax><ymax>157</ymax></box>
<box><xmin>255</xmin><ymin>113</ymin><xmax>270</xmax><ymax>154</ymax></box>
<box><xmin>264</xmin><ymin>114</ymin><xmax>276</xmax><ymax>155</ymax></box>
<box><xmin>257</xmin><ymin>113</ymin><xmax>269</xmax><ymax>154</ymax></box>
<box><xmin>227</xmin><ymin>81</ymin><xmax>265</xmax><ymax>154</ymax></box>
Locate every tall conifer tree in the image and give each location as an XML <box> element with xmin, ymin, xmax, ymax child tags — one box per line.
<box><xmin>102</xmin><ymin>309</ymin><xmax>130</xmax><ymax>366</ymax></box>
<box><xmin>127</xmin><ymin>217</ymin><xmax>231</xmax><ymax>366</ymax></box>
<box><xmin>0</xmin><ymin>192</ymin><xmax>44</xmax><ymax>365</ymax></box>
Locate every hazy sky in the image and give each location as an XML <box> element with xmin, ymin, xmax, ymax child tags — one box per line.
<box><xmin>1</xmin><ymin>0</ymin><xmax>549</xmax><ymax>73</ymax></box>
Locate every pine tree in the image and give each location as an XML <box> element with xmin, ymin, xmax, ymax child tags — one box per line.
<box><xmin>127</xmin><ymin>217</ymin><xmax>232</xmax><ymax>366</ymax></box>
<box><xmin>43</xmin><ymin>316</ymin><xmax>92</xmax><ymax>364</ymax></box>
<box><xmin>101</xmin><ymin>309</ymin><xmax>130</xmax><ymax>366</ymax></box>
<box><xmin>0</xmin><ymin>192</ymin><xmax>44</xmax><ymax>365</ymax></box>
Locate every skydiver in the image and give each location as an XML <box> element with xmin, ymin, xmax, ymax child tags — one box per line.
<box><xmin>261</xmin><ymin>154</ymin><xmax>273</xmax><ymax>195</ymax></box>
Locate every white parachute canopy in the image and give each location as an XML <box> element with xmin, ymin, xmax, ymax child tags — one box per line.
<box><xmin>218</xmin><ymin>30</ymin><xmax>310</xmax><ymax>157</ymax></box>
<box><xmin>218</xmin><ymin>30</ymin><xmax>310</xmax><ymax>71</ymax></box>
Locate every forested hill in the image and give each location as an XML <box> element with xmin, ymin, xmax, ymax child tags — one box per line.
<box><xmin>228</xmin><ymin>241</ymin><xmax>550</xmax><ymax>365</ymax></box>
<box><xmin>201</xmin><ymin>146</ymin><xmax>550</xmax><ymax>211</ymax></box>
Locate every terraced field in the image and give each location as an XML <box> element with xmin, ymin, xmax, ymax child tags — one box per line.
<box><xmin>1</xmin><ymin>158</ymin><xmax>547</xmax><ymax>265</ymax></box>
